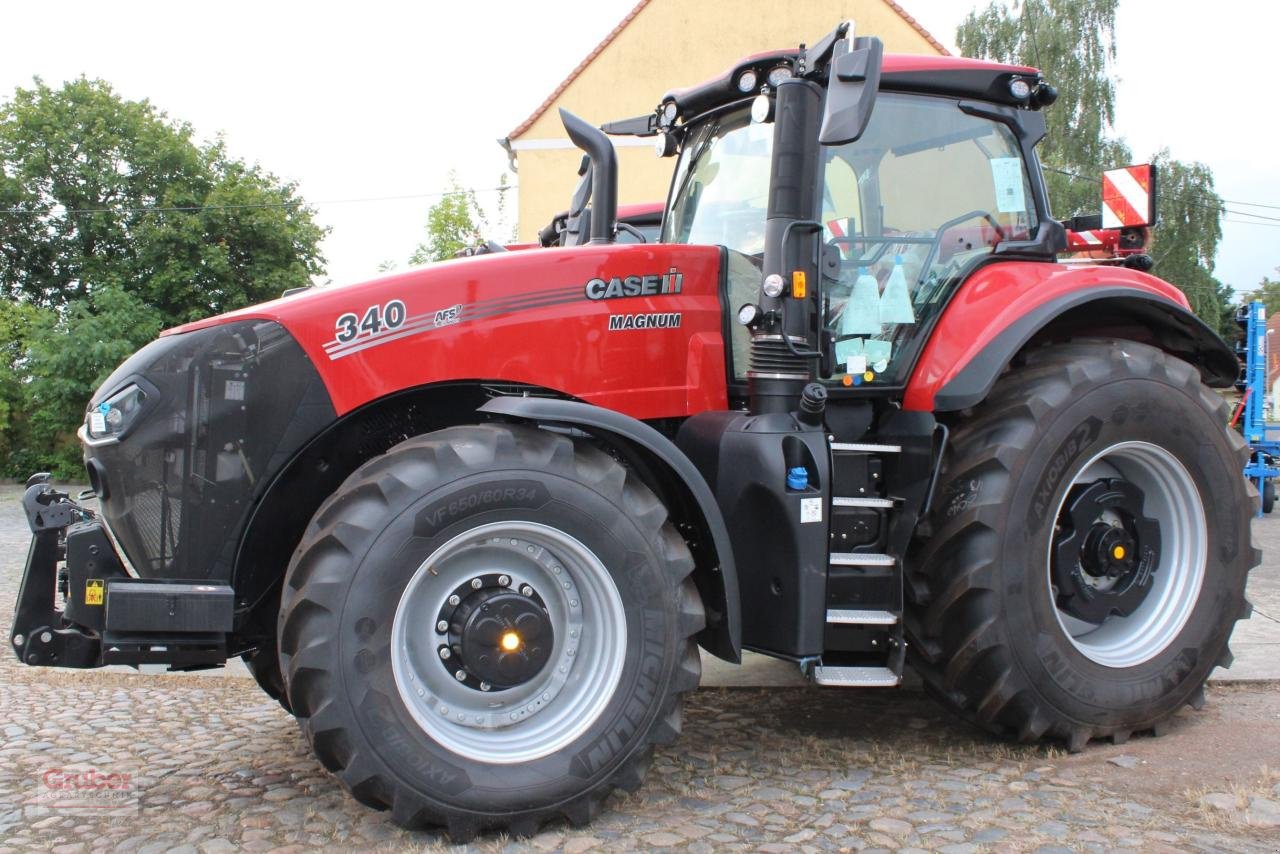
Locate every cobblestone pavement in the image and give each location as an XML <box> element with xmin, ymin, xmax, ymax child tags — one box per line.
<box><xmin>2</xmin><ymin>485</ymin><xmax>1279</xmax><ymax>852</ymax></box>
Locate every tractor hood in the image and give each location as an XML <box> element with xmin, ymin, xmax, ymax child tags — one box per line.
<box><xmin>163</xmin><ymin>243</ymin><xmax>728</xmax><ymax>419</ymax></box>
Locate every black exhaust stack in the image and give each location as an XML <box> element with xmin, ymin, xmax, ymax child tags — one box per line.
<box><xmin>559</xmin><ymin>109</ymin><xmax>618</xmax><ymax>244</ymax></box>
<box><xmin>749</xmin><ymin>78</ymin><xmax>825</xmax><ymax>415</ymax></box>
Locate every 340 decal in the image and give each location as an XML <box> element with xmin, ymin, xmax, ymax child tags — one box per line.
<box><xmin>334</xmin><ymin>300</ymin><xmax>406</xmax><ymax>344</ymax></box>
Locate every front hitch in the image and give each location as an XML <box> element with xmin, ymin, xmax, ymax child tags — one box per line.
<box><xmin>11</xmin><ymin>475</ymin><xmax>109</xmax><ymax>667</ymax></box>
<box><xmin>12</xmin><ymin>474</ymin><xmax>237</xmax><ymax>671</ymax></box>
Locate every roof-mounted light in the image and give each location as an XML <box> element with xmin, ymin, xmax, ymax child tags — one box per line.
<box><xmin>737</xmin><ymin>69</ymin><xmax>758</xmax><ymax>93</ymax></box>
<box><xmin>1009</xmin><ymin>78</ymin><xmax>1032</xmax><ymax>100</ymax></box>
<box><xmin>767</xmin><ymin>65</ymin><xmax>793</xmax><ymax>87</ymax></box>
<box><xmin>750</xmin><ymin>93</ymin><xmax>773</xmax><ymax>124</ymax></box>
<box><xmin>661</xmin><ymin>100</ymin><xmax>678</xmax><ymax>124</ymax></box>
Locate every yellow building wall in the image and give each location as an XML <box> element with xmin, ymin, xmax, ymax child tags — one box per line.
<box><xmin>510</xmin><ymin>0</ymin><xmax>945</xmax><ymax>242</ymax></box>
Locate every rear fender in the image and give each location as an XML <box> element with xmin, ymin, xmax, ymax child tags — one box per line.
<box><xmin>479</xmin><ymin>396</ymin><xmax>741</xmax><ymax>663</ymax></box>
<box><xmin>906</xmin><ymin>262</ymin><xmax>1237</xmax><ymax>412</ymax></box>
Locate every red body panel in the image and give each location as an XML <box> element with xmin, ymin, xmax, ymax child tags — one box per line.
<box><xmin>904</xmin><ymin>262</ymin><xmax>1192</xmax><ymax>412</ymax></box>
<box><xmin>167</xmin><ymin>245</ymin><xmax>727</xmax><ymax>419</ymax></box>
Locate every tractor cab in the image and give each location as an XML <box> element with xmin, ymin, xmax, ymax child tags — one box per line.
<box><xmin>593</xmin><ymin>25</ymin><xmax>1064</xmax><ymax>407</ymax></box>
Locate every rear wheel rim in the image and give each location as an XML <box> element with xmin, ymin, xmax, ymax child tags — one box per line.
<box><xmin>1046</xmin><ymin>441</ymin><xmax>1207</xmax><ymax>668</ymax></box>
<box><xmin>391</xmin><ymin>520</ymin><xmax>627</xmax><ymax>763</ymax></box>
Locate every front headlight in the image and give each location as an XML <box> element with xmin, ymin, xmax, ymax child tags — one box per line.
<box><xmin>83</xmin><ymin>383</ymin><xmax>149</xmax><ymax>444</ymax></box>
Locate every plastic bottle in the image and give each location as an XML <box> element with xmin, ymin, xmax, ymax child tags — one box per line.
<box><xmin>879</xmin><ymin>255</ymin><xmax>915</xmax><ymax>325</ymax></box>
<box><xmin>843</xmin><ymin>266</ymin><xmax>882</xmax><ymax>335</ymax></box>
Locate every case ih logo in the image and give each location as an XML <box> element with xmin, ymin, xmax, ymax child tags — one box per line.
<box><xmin>585</xmin><ymin>268</ymin><xmax>683</xmax><ymax>300</ymax></box>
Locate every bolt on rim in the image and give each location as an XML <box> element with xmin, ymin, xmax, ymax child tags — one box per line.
<box><xmin>1046</xmin><ymin>441</ymin><xmax>1207</xmax><ymax>668</ymax></box>
<box><xmin>391</xmin><ymin>520</ymin><xmax>627</xmax><ymax>763</ymax></box>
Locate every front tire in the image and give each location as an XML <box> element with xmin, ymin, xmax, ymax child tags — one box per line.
<box><xmin>277</xmin><ymin>424</ymin><xmax>703</xmax><ymax>840</ymax></box>
<box><xmin>906</xmin><ymin>341</ymin><xmax>1258</xmax><ymax>750</ymax></box>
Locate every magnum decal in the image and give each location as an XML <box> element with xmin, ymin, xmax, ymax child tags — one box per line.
<box><xmin>608</xmin><ymin>313</ymin><xmax>682</xmax><ymax>331</ymax></box>
<box><xmin>584</xmin><ymin>268</ymin><xmax>683</xmax><ymax>300</ymax></box>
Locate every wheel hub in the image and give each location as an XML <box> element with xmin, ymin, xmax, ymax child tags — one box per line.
<box><xmin>1051</xmin><ymin>478</ymin><xmax>1161</xmax><ymax>624</ymax></box>
<box><xmin>448</xmin><ymin>587</ymin><xmax>553</xmax><ymax>689</ymax></box>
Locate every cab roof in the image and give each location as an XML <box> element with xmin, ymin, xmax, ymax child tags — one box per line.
<box><xmin>662</xmin><ymin>51</ymin><xmax>1044</xmax><ymax>121</ymax></box>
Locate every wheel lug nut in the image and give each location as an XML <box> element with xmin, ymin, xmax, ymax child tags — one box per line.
<box><xmin>436</xmin><ymin>620</ymin><xmax>448</xmax><ymax>633</ymax></box>
<box><xmin>498</xmin><ymin>575</ymin><xmax>510</xmax><ymax>587</ymax></box>
<box><xmin>520</xmin><ymin>584</ymin><xmax>533</xmax><ymax>596</ymax></box>
<box><xmin>439</xmin><ymin>647</ymin><xmax>451</xmax><ymax>660</ymax></box>
<box><xmin>471</xmin><ymin>578</ymin><xmax>483</xmax><ymax>589</ymax></box>
<box><xmin>455</xmin><ymin>670</ymin><xmax>467</xmax><ymax>682</ymax></box>
<box><xmin>448</xmin><ymin>594</ymin><xmax>460</xmax><ymax>606</ymax></box>
<box><xmin>480</xmin><ymin>682</ymin><xmax>491</xmax><ymax>692</ymax></box>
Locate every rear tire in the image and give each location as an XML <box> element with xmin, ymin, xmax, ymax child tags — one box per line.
<box><xmin>277</xmin><ymin>424</ymin><xmax>703</xmax><ymax>840</ymax></box>
<box><xmin>905</xmin><ymin>340</ymin><xmax>1258</xmax><ymax>750</ymax></box>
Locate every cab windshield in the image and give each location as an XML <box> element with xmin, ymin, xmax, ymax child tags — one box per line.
<box><xmin>663</xmin><ymin>93</ymin><xmax>1040</xmax><ymax>384</ymax></box>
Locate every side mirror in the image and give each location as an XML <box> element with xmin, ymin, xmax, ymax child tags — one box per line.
<box><xmin>819</xmin><ymin>35</ymin><xmax>883</xmax><ymax>146</ymax></box>
<box><xmin>1101</xmin><ymin>163</ymin><xmax>1158</xmax><ymax>228</ymax></box>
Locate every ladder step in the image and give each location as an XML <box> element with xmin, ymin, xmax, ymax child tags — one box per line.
<box><xmin>830</xmin><ymin>442</ymin><xmax>902</xmax><ymax>453</ymax></box>
<box><xmin>832</xmin><ymin>496</ymin><xmax>895</xmax><ymax>509</ymax></box>
<box><xmin>812</xmin><ymin>665</ymin><xmax>901</xmax><ymax>687</ymax></box>
<box><xmin>826</xmin><ymin>608</ymin><xmax>898</xmax><ymax>625</ymax></box>
<box><xmin>830</xmin><ymin>552</ymin><xmax>895</xmax><ymax>567</ymax></box>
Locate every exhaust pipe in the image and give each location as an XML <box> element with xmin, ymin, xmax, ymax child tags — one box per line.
<box><xmin>559</xmin><ymin>109</ymin><xmax>618</xmax><ymax>244</ymax></box>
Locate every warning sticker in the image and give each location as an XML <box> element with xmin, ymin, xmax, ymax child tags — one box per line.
<box><xmin>85</xmin><ymin>578</ymin><xmax>105</xmax><ymax>606</ymax></box>
<box><xmin>800</xmin><ymin>497</ymin><xmax>823</xmax><ymax>524</ymax></box>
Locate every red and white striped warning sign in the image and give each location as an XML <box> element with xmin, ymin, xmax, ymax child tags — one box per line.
<box><xmin>1101</xmin><ymin>164</ymin><xmax>1156</xmax><ymax>228</ymax></box>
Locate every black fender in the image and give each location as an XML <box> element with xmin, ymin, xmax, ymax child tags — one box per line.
<box><xmin>934</xmin><ymin>288</ymin><xmax>1239</xmax><ymax>411</ymax></box>
<box><xmin>480</xmin><ymin>396</ymin><xmax>741</xmax><ymax>663</ymax></box>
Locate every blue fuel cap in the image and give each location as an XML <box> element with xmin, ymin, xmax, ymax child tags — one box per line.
<box><xmin>786</xmin><ymin>466</ymin><xmax>809</xmax><ymax>490</ymax></box>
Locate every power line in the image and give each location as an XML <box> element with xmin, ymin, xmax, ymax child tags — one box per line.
<box><xmin>0</xmin><ymin>185</ymin><xmax>515</xmax><ymax>217</ymax></box>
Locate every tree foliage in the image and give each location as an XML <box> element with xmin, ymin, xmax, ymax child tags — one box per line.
<box><xmin>958</xmin><ymin>0</ymin><xmax>1230</xmax><ymax>331</ymax></box>
<box><xmin>1241</xmin><ymin>270</ymin><xmax>1280</xmax><ymax>318</ymax></box>
<box><xmin>408</xmin><ymin>173</ymin><xmax>512</xmax><ymax>265</ymax></box>
<box><xmin>0</xmin><ymin>77</ymin><xmax>327</xmax><ymax>477</ymax></box>
<box><xmin>409</xmin><ymin>173</ymin><xmax>488</xmax><ymax>264</ymax></box>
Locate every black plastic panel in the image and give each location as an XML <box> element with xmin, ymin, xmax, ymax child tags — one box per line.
<box><xmin>677</xmin><ymin>410</ymin><xmax>830</xmax><ymax>657</ymax></box>
<box><xmin>84</xmin><ymin>321</ymin><xmax>335</xmax><ymax>582</ymax></box>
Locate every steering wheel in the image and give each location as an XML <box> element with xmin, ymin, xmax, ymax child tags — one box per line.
<box><xmin>919</xmin><ymin>209</ymin><xmax>1005</xmax><ymax>276</ymax></box>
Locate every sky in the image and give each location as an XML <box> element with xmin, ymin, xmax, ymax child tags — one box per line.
<box><xmin>3</xmin><ymin>0</ymin><xmax>1278</xmax><ymax>293</ymax></box>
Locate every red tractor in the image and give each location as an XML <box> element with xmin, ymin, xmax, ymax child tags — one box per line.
<box><xmin>13</xmin><ymin>22</ymin><xmax>1256</xmax><ymax>840</ymax></box>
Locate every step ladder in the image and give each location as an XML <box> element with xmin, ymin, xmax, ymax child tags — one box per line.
<box><xmin>809</xmin><ymin>438</ymin><xmax>906</xmax><ymax>688</ymax></box>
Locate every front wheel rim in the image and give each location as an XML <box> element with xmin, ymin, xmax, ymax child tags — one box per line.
<box><xmin>1046</xmin><ymin>441</ymin><xmax>1207</xmax><ymax>668</ymax></box>
<box><xmin>391</xmin><ymin>520</ymin><xmax>627</xmax><ymax>764</ymax></box>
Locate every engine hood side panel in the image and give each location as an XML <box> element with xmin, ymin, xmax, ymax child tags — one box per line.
<box><xmin>166</xmin><ymin>244</ymin><xmax>729</xmax><ymax>419</ymax></box>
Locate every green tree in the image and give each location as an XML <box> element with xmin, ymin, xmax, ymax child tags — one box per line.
<box><xmin>0</xmin><ymin>77</ymin><xmax>328</xmax><ymax>476</ymax></box>
<box><xmin>958</xmin><ymin>1</ymin><xmax>1230</xmax><ymax>330</ymax></box>
<box><xmin>0</xmin><ymin>299</ymin><xmax>47</xmax><ymax>471</ymax></box>
<box><xmin>1146</xmin><ymin>152</ymin><xmax>1232</xmax><ymax>334</ymax></box>
<box><xmin>23</xmin><ymin>287</ymin><xmax>165</xmax><ymax>475</ymax></box>
<box><xmin>410</xmin><ymin>174</ymin><xmax>488</xmax><ymax>264</ymax></box>
<box><xmin>1241</xmin><ymin>269</ymin><xmax>1280</xmax><ymax>317</ymax></box>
